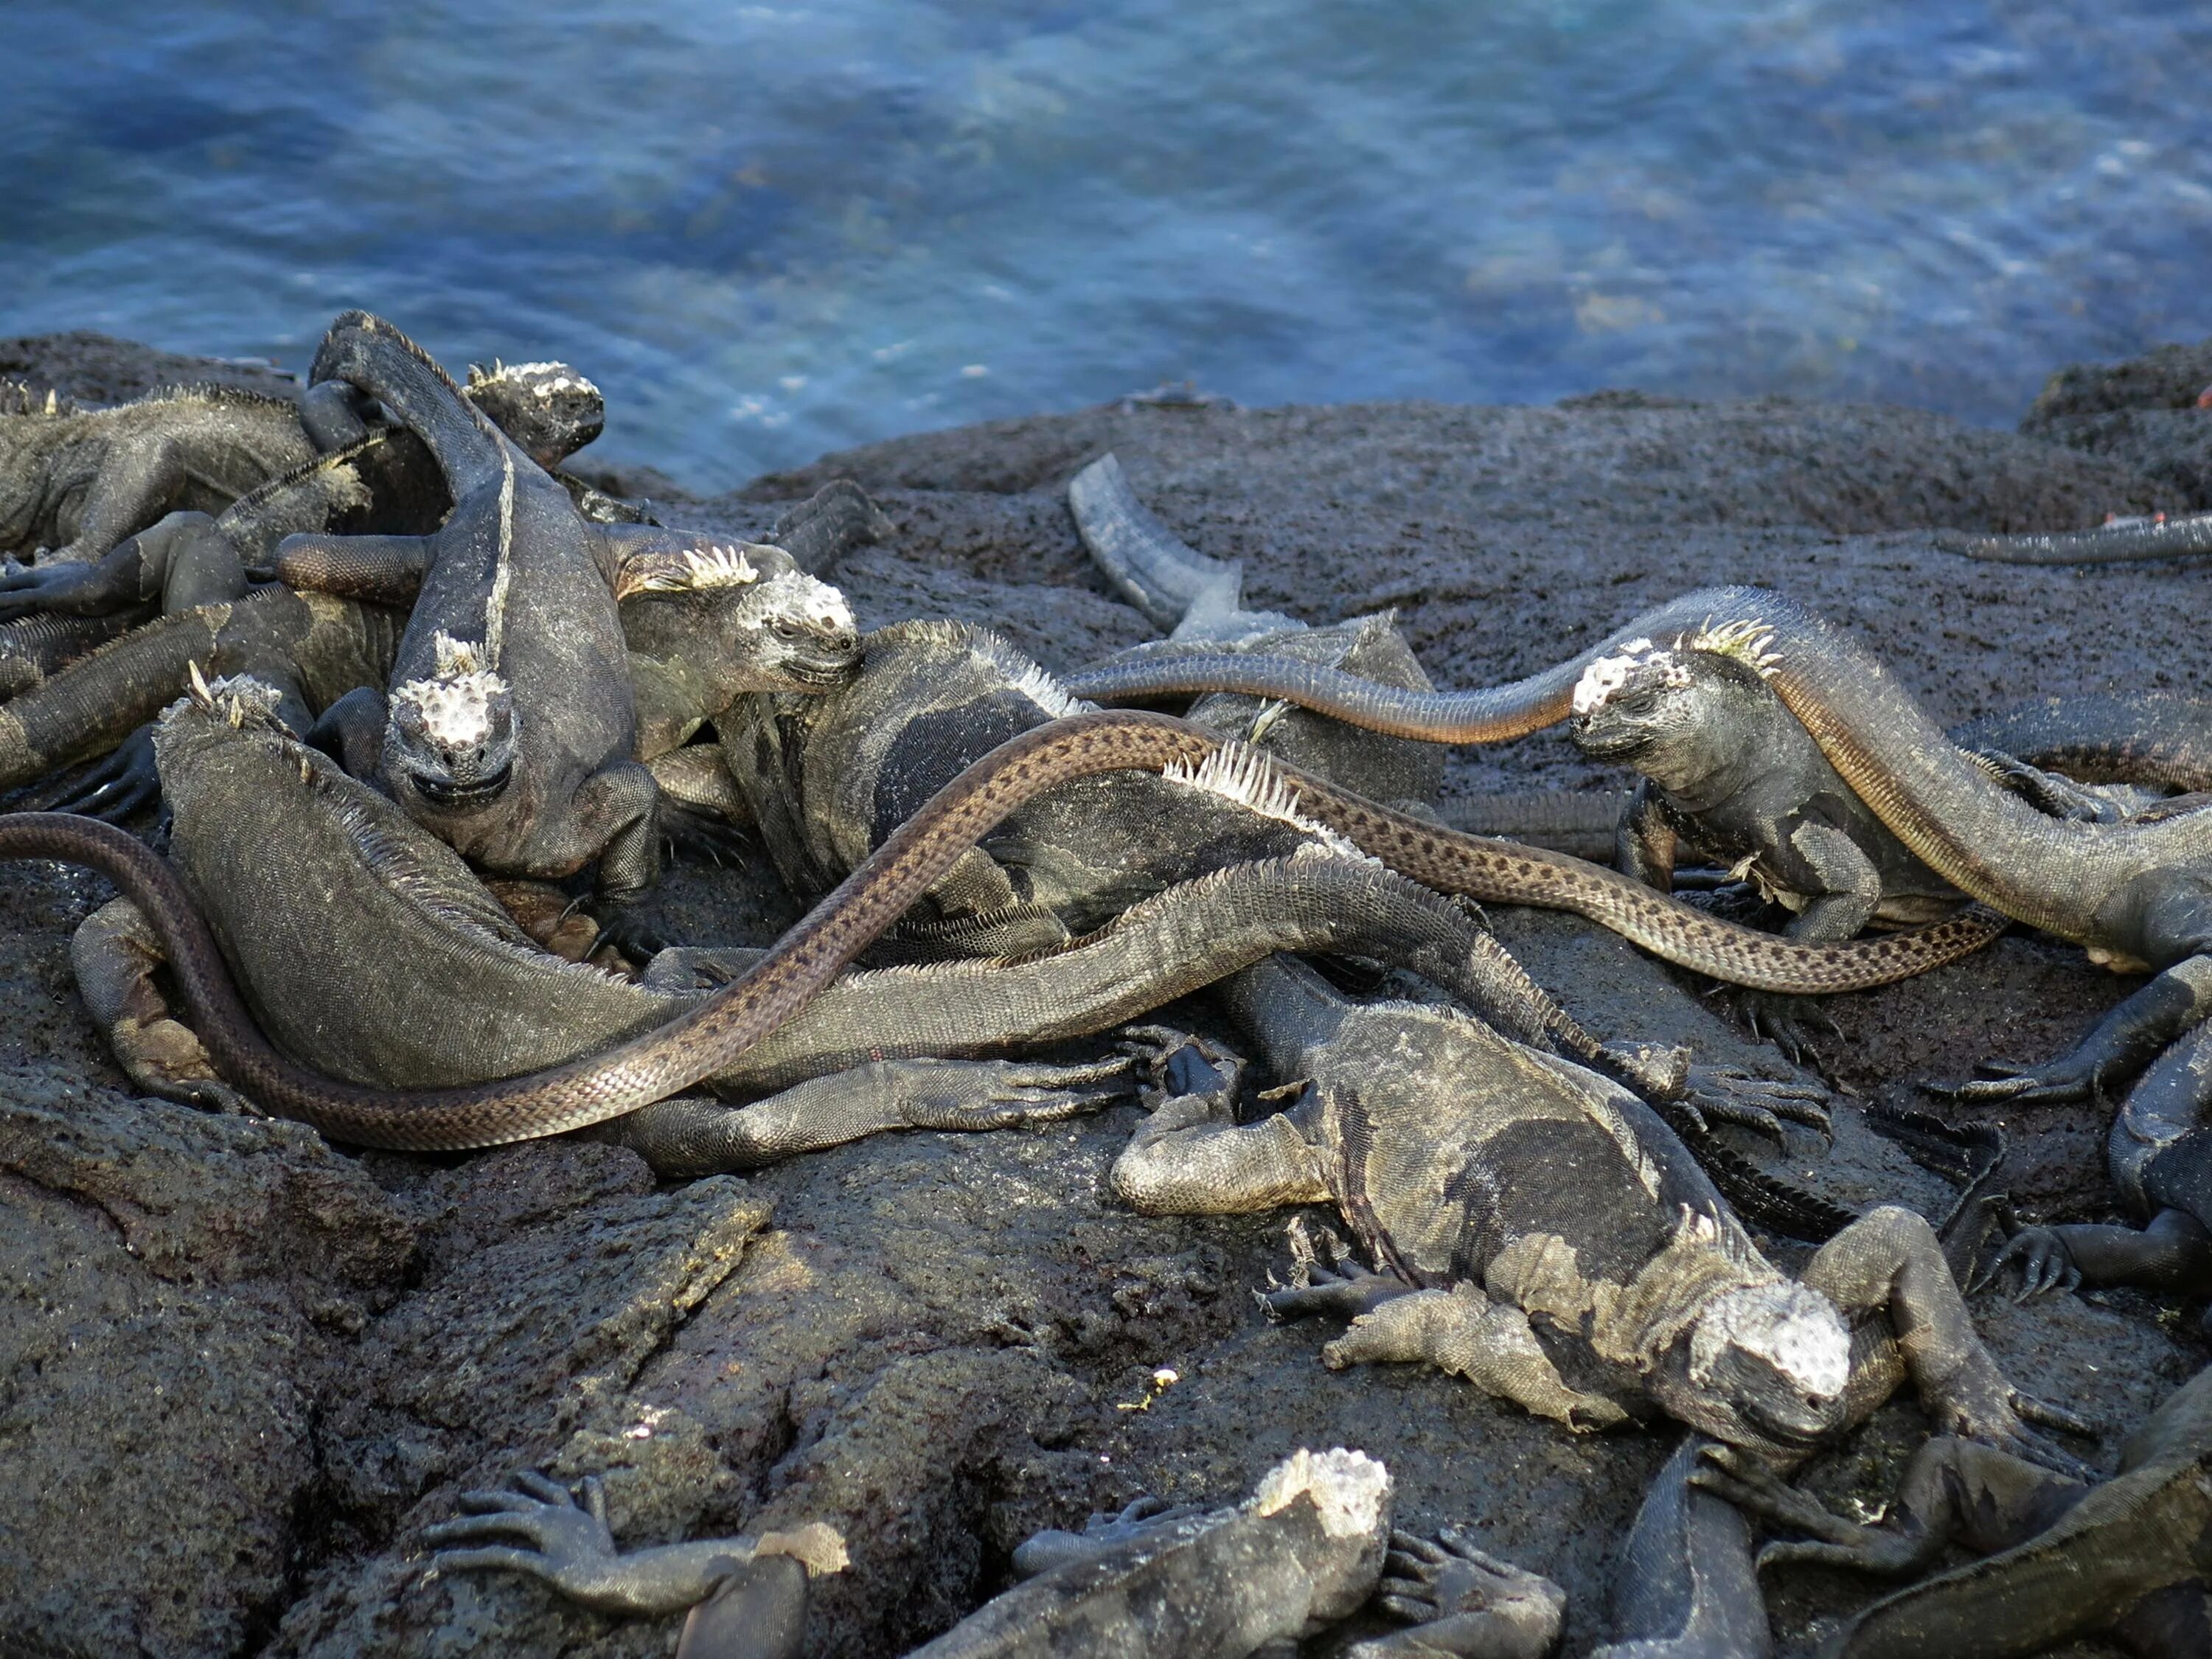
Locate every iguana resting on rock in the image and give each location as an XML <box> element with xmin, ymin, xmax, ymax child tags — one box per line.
<box><xmin>1692</xmin><ymin>1361</ymin><xmax>2212</xmax><ymax>1658</ymax></box>
<box><xmin>0</xmin><ymin>373</ymin><xmax>371</xmax><ymax>566</ymax></box>
<box><xmin>1065</xmin><ymin>580</ymin><xmax>2212</xmax><ymax>1105</ymax></box>
<box><xmin>0</xmin><ymin>358</ymin><xmax>619</xmax><ymax>640</ymax></box>
<box><xmin>1110</xmin><ymin>966</ymin><xmax>2085</xmax><ymax>1467</ymax></box>
<box><xmin>72</xmin><ymin>672</ymin><xmax>1708</xmax><ymax>1176</ymax></box>
<box><xmin>0</xmin><ymin>476</ymin><xmax>872</xmax><ymax>840</ymax></box>
<box><xmin>266</xmin><ymin>310</ymin><xmax>850</xmax><ymax>906</ymax></box>
<box><xmin>429</xmin><ymin>1450</ymin><xmax>1567</xmax><ymax>1659</ymax></box>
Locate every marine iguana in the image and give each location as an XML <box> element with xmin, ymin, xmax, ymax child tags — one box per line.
<box><xmin>1110</xmin><ymin>968</ymin><xmax>2084</xmax><ymax>1462</ymax></box>
<box><xmin>1062</xmin><ymin>580</ymin><xmax>2212</xmax><ymax>1104</ymax></box>
<box><xmin>428</xmin><ymin>1450</ymin><xmax>1567</xmax><ymax>1659</ymax></box>
<box><xmin>0</xmin><ymin>697</ymin><xmax>2025</xmax><ymax>1150</ymax></box>
<box><xmin>0</xmin><ymin>479</ymin><xmax>873</xmax><ymax>832</ymax></box>
<box><xmin>0</xmin><ymin>358</ymin><xmax>617</xmax><ymax>636</ymax></box>
<box><xmin>271</xmin><ymin>310</ymin><xmax>841</xmax><ymax>906</ymax></box>
<box><xmin>74</xmin><ymin>672</ymin><xmax>1731</xmax><ymax>1176</ymax></box>
<box><xmin>1691</xmin><ymin>1361</ymin><xmax>2212</xmax><ymax>1658</ymax></box>
<box><xmin>0</xmin><ymin>373</ymin><xmax>370</xmax><ymax>566</ymax></box>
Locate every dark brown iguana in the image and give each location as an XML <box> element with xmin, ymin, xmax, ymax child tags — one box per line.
<box><xmin>1692</xmin><ymin>1361</ymin><xmax>2212</xmax><ymax>1658</ymax></box>
<box><xmin>79</xmin><ymin>672</ymin><xmax>1688</xmax><ymax>1178</ymax></box>
<box><xmin>0</xmin><ymin>373</ymin><xmax>375</xmax><ymax>566</ymax></box>
<box><xmin>426</xmin><ymin>1450</ymin><xmax>1568</xmax><ymax>1659</ymax></box>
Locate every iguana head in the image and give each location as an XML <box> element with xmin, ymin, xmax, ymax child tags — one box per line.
<box><xmin>616</xmin><ymin>540</ymin><xmax>861</xmax><ymax>698</ymax></box>
<box><xmin>1662</xmin><ymin>1280</ymin><xmax>1851</xmax><ymax>1454</ymax></box>
<box><xmin>1568</xmin><ymin>629</ymin><xmax>1778</xmax><ymax>793</ymax></box>
<box><xmin>464</xmin><ymin>360</ymin><xmax>605</xmax><ymax>470</ymax></box>
<box><xmin>384</xmin><ymin>633</ymin><xmax>516</xmax><ymax>808</ymax></box>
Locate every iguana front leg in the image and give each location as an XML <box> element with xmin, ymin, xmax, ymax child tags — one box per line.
<box><xmin>1801</xmin><ymin>1206</ymin><xmax>2093</xmax><ymax>1475</ymax></box>
<box><xmin>1343</xmin><ymin>1527</ymin><xmax>1566</xmax><ymax>1659</ymax></box>
<box><xmin>591</xmin><ymin>1054</ymin><xmax>1135</xmax><ymax>1177</ymax></box>
<box><xmin>1321</xmin><ymin>1281</ymin><xmax>1630</xmax><ymax>1432</ymax></box>
<box><xmin>1948</xmin><ymin>950</ymin><xmax>2212</xmax><ymax>1105</ymax></box>
<box><xmin>1689</xmin><ymin>1436</ymin><xmax>2081</xmax><ymax>1578</ymax></box>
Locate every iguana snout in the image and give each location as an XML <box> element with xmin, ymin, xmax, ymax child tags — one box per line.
<box><xmin>386</xmin><ymin>657</ymin><xmax>515</xmax><ymax>806</ymax></box>
<box><xmin>462</xmin><ymin>359</ymin><xmax>605</xmax><ymax>470</ymax></box>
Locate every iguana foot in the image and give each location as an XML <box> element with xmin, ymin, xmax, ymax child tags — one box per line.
<box><xmin>1992</xmin><ymin>1226</ymin><xmax>2081</xmax><ymax>1298</ymax></box>
<box><xmin>889</xmin><ymin>1054</ymin><xmax>1138</xmax><ymax>1130</ymax></box>
<box><xmin>1118</xmin><ymin>1024</ymin><xmax>1248</xmax><ymax>1112</ymax></box>
<box><xmin>659</xmin><ymin>800</ymin><xmax>751</xmax><ymax>868</ymax></box>
<box><xmin>1344</xmin><ymin>1526</ymin><xmax>1565</xmax><ymax>1659</ymax></box>
<box><xmin>1677</xmin><ymin>1065</ymin><xmax>1833</xmax><ymax>1145</ymax></box>
<box><xmin>0</xmin><ymin>556</ymin><xmax>111</xmax><ymax>620</ymax></box>
<box><xmin>49</xmin><ymin>726</ymin><xmax>161</xmax><ymax>822</ymax></box>
<box><xmin>1685</xmin><ymin>1444</ymin><xmax>1906</xmax><ymax>1573</ymax></box>
<box><xmin>1733</xmin><ymin>989</ymin><xmax>1840</xmax><ymax>1070</ymax></box>
<box><xmin>1261</xmin><ymin>1256</ymin><xmax>1408</xmax><ymax>1324</ymax></box>
<box><xmin>1921</xmin><ymin>1370</ymin><xmax>2096</xmax><ymax>1480</ymax></box>
<box><xmin>1011</xmin><ymin>1495</ymin><xmax>1208</xmax><ymax>1577</ymax></box>
<box><xmin>1934</xmin><ymin>1052</ymin><xmax>2109</xmax><ymax>1105</ymax></box>
<box><xmin>427</xmin><ymin>1470</ymin><xmax>627</xmax><ymax>1601</ymax></box>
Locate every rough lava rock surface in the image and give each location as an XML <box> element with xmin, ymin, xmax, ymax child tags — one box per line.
<box><xmin>1</xmin><ymin>337</ymin><xmax>2206</xmax><ymax>1658</ymax></box>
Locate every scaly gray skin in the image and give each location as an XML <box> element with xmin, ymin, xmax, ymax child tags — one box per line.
<box><xmin>0</xmin><ymin>376</ymin><xmax>367</xmax><ymax>565</ymax></box>
<box><xmin>274</xmin><ymin>311</ymin><xmax>858</xmax><ymax>904</ymax></box>
<box><xmin>429</xmin><ymin>1451</ymin><xmax>1568</xmax><ymax>1659</ymax></box>
<box><xmin>0</xmin><ymin>358</ymin><xmax>617</xmax><ymax>635</ymax></box>
<box><xmin>1691</xmin><ymin>1363</ymin><xmax>2212</xmax><ymax>1659</ymax></box>
<box><xmin>1111</xmin><ymin>963</ymin><xmax>2090</xmax><ymax>1471</ymax></box>
<box><xmin>82</xmin><ymin>673</ymin><xmax>1654</xmax><ymax>1177</ymax></box>
<box><xmin>1934</xmin><ymin>512</ymin><xmax>2212</xmax><ymax>565</ymax></box>
<box><xmin>0</xmin><ymin>480</ymin><xmax>875</xmax><ymax>832</ymax></box>
<box><xmin>1564</xmin><ymin>640</ymin><xmax>2174</xmax><ymax>1061</ymax></box>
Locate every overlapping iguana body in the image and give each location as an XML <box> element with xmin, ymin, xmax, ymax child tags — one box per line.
<box><xmin>0</xmin><ymin>479</ymin><xmax>874</xmax><ymax>833</ymax></box>
<box><xmin>0</xmin><ymin>376</ymin><xmax>373</xmax><ymax>566</ymax></box>
<box><xmin>427</xmin><ymin>1450</ymin><xmax>1566</xmax><ymax>1659</ymax></box>
<box><xmin>0</xmin><ymin>358</ymin><xmax>617</xmax><ymax>661</ymax></box>
<box><xmin>268</xmin><ymin>310</ymin><xmax>846</xmax><ymax>904</ymax></box>
<box><xmin>1109</xmin><ymin>965</ymin><xmax>2094</xmax><ymax>1651</ymax></box>
<box><xmin>80</xmin><ymin>674</ymin><xmax>1660</xmax><ymax>1176</ymax></box>
<box><xmin>1694</xmin><ymin>1362</ymin><xmax>2212</xmax><ymax>1659</ymax></box>
<box><xmin>1935</xmin><ymin>510</ymin><xmax>2212</xmax><ymax>566</ymax></box>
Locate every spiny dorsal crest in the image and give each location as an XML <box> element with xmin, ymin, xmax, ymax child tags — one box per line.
<box><xmin>1162</xmin><ymin>742</ymin><xmax>1368</xmax><ymax>860</ymax></box>
<box><xmin>177</xmin><ymin>661</ymin><xmax>291</xmax><ymax>732</ymax></box>
<box><xmin>614</xmin><ymin>540</ymin><xmax>768</xmax><ymax>599</ymax></box>
<box><xmin>0</xmin><ymin>381</ymin><xmax>72</xmax><ymax>418</ymax></box>
<box><xmin>1684</xmin><ymin>617</ymin><xmax>1781</xmax><ymax>677</ymax></box>
<box><xmin>431</xmin><ymin>630</ymin><xmax>488</xmax><ymax>678</ymax></box>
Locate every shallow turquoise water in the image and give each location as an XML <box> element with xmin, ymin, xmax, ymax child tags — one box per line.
<box><xmin>5</xmin><ymin>1</ymin><xmax>2210</xmax><ymax>487</ymax></box>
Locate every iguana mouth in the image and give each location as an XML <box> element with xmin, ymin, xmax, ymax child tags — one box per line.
<box><xmin>408</xmin><ymin>761</ymin><xmax>513</xmax><ymax>807</ymax></box>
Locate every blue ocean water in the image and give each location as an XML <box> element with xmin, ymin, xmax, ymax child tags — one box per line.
<box><xmin>5</xmin><ymin>1</ymin><xmax>2210</xmax><ymax>489</ymax></box>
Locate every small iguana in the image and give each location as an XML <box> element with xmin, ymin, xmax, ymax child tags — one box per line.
<box><xmin>1111</xmin><ymin>962</ymin><xmax>2088</xmax><ymax>1466</ymax></box>
<box><xmin>1693</xmin><ymin>1362</ymin><xmax>2212</xmax><ymax>1658</ymax></box>
<box><xmin>428</xmin><ymin>1450</ymin><xmax>1568</xmax><ymax>1659</ymax></box>
<box><xmin>76</xmin><ymin>672</ymin><xmax>1670</xmax><ymax>1176</ymax></box>
<box><xmin>0</xmin><ymin>373</ymin><xmax>371</xmax><ymax>565</ymax></box>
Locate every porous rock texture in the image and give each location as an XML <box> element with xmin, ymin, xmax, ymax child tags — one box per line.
<box><xmin>1</xmin><ymin>336</ymin><xmax>2206</xmax><ymax>1658</ymax></box>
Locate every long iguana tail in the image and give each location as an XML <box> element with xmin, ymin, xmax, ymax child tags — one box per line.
<box><xmin>1933</xmin><ymin>512</ymin><xmax>2212</xmax><ymax>565</ymax></box>
<box><xmin>1950</xmin><ymin>692</ymin><xmax>2212</xmax><ymax>794</ymax></box>
<box><xmin>310</xmin><ymin>310</ymin><xmax>509</xmax><ymax>499</ymax></box>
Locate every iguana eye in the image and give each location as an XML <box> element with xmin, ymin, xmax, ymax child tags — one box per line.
<box><xmin>771</xmin><ymin>616</ymin><xmax>801</xmax><ymax>639</ymax></box>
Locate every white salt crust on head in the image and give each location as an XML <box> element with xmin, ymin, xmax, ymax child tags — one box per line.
<box><xmin>1250</xmin><ymin>1447</ymin><xmax>1393</xmax><ymax>1539</ymax></box>
<box><xmin>1689</xmin><ymin>1281</ymin><xmax>1851</xmax><ymax>1401</ymax></box>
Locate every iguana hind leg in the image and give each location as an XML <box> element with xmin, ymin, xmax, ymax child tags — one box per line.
<box><xmin>70</xmin><ymin>896</ymin><xmax>249</xmax><ymax>1113</ymax></box>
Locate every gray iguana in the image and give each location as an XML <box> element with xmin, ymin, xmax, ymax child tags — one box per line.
<box><xmin>0</xmin><ymin>373</ymin><xmax>371</xmax><ymax>566</ymax></box>
<box><xmin>72</xmin><ymin>672</ymin><xmax>1658</xmax><ymax>1177</ymax></box>
<box><xmin>1692</xmin><ymin>1361</ymin><xmax>2212</xmax><ymax>1658</ymax></box>
<box><xmin>428</xmin><ymin>1449</ymin><xmax>1567</xmax><ymax>1659</ymax></box>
